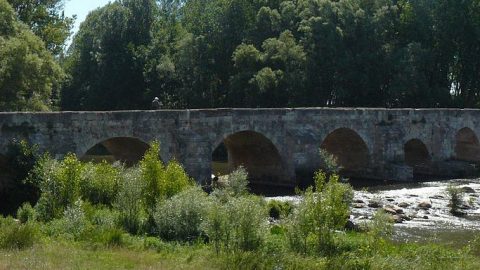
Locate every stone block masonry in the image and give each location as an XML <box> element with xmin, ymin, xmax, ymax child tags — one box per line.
<box><xmin>1</xmin><ymin>108</ymin><xmax>480</xmax><ymax>187</ymax></box>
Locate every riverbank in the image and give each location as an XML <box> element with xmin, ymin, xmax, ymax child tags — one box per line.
<box><xmin>270</xmin><ymin>178</ymin><xmax>480</xmax><ymax>246</ymax></box>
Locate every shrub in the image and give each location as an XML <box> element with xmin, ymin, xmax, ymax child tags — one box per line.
<box><xmin>33</xmin><ymin>154</ymin><xmax>83</xmax><ymax>221</ymax></box>
<box><xmin>285</xmin><ymin>171</ymin><xmax>353</xmax><ymax>255</ymax></box>
<box><xmin>62</xmin><ymin>199</ymin><xmax>89</xmax><ymax>240</ymax></box>
<box><xmin>267</xmin><ymin>200</ymin><xmax>293</xmax><ymax>219</ymax></box>
<box><xmin>368</xmin><ymin>209</ymin><xmax>394</xmax><ymax>240</ymax></box>
<box><xmin>140</xmin><ymin>141</ymin><xmax>165</xmax><ymax>214</ymax></box>
<box><xmin>211</xmin><ymin>167</ymin><xmax>249</xmax><ymax>202</ymax></box>
<box><xmin>17</xmin><ymin>202</ymin><xmax>36</xmax><ymax>223</ymax></box>
<box><xmin>0</xmin><ymin>216</ymin><xmax>39</xmax><ymax>249</ymax></box>
<box><xmin>202</xmin><ymin>202</ymin><xmax>230</xmax><ymax>254</ymax></box>
<box><xmin>87</xmin><ymin>206</ymin><xmax>119</xmax><ymax>231</ymax></box>
<box><xmin>226</xmin><ymin>166</ymin><xmax>249</xmax><ymax>196</ymax></box>
<box><xmin>140</xmin><ymin>141</ymin><xmax>193</xmax><ymax>216</ymax></box>
<box><xmin>203</xmin><ymin>195</ymin><xmax>268</xmax><ymax>253</ymax></box>
<box><xmin>163</xmin><ymin>160</ymin><xmax>193</xmax><ymax>198</ymax></box>
<box><xmin>227</xmin><ymin>196</ymin><xmax>268</xmax><ymax>251</ymax></box>
<box><xmin>154</xmin><ymin>186</ymin><xmax>211</xmax><ymax>242</ymax></box>
<box><xmin>1</xmin><ymin>140</ymin><xmax>41</xmax><ymax>216</ymax></box>
<box><xmin>115</xmin><ymin>169</ymin><xmax>146</xmax><ymax>234</ymax></box>
<box><xmin>79</xmin><ymin>161</ymin><xmax>121</xmax><ymax>206</ymax></box>
<box><xmin>319</xmin><ymin>149</ymin><xmax>342</xmax><ymax>175</ymax></box>
<box><xmin>446</xmin><ymin>184</ymin><xmax>464</xmax><ymax>215</ymax></box>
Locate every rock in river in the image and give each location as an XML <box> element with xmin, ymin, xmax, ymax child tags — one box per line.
<box><xmin>418</xmin><ymin>200</ymin><xmax>432</xmax><ymax>209</ymax></box>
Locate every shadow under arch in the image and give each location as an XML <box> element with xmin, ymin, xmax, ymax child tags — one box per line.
<box><xmin>455</xmin><ymin>127</ymin><xmax>480</xmax><ymax>163</ymax></box>
<box><xmin>404</xmin><ymin>139</ymin><xmax>431</xmax><ymax>177</ymax></box>
<box><xmin>81</xmin><ymin>137</ymin><xmax>150</xmax><ymax>166</ymax></box>
<box><xmin>320</xmin><ymin>128</ymin><xmax>370</xmax><ymax>177</ymax></box>
<box><xmin>211</xmin><ymin>130</ymin><xmax>289</xmax><ymax>194</ymax></box>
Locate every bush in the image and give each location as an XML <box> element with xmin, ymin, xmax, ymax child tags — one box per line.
<box><xmin>226</xmin><ymin>166</ymin><xmax>249</xmax><ymax>196</ymax></box>
<box><xmin>368</xmin><ymin>209</ymin><xmax>394</xmax><ymax>239</ymax></box>
<box><xmin>16</xmin><ymin>202</ymin><xmax>36</xmax><ymax>223</ymax></box>
<box><xmin>140</xmin><ymin>141</ymin><xmax>193</xmax><ymax>216</ymax></box>
<box><xmin>267</xmin><ymin>200</ymin><xmax>292</xmax><ymax>219</ymax></box>
<box><xmin>0</xmin><ymin>216</ymin><xmax>39</xmax><ymax>249</ymax></box>
<box><xmin>227</xmin><ymin>196</ymin><xmax>268</xmax><ymax>251</ymax></box>
<box><xmin>80</xmin><ymin>161</ymin><xmax>121</xmax><ymax>206</ymax></box>
<box><xmin>33</xmin><ymin>154</ymin><xmax>83</xmax><ymax>221</ymax></box>
<box><xmin>285</xmin><ymin>171</ymin><xmax>353</xmax><ymax>255</ymax></box>
<box><xmin>202</xmin><ymin>202</ymin><xmax>230</xmax><ymax>254</ymax></box>
<box><xmin>446</xmin><ymin>184</ymin><xmax>464</xmax><ymax>215</ymax></box>
<box><xmin>140</xmin><ymin>141</ymin><xmax>165</xmax><ymax>214</ymax></box>
<box><xmin>154</xmin><ymin>186</ymin><xmax>211</xmax><ymax>242</ymax></box>
<box><xmin>62</xmin><ymin>200</ymin><xmax>89</xmax><ymax>240</ymax></box>
<box><xmin>211</xmin><ymin>167</ymin><xmax>249</xmax><ymax>202</ymax></box>
<box><xmin>319</xmin><ymin>149</ymin><xmax>341</xmax><ymax>174</ymax></box>
<box><xmin>115</xmin><ymin>169</ymin><xmax>146</xmax><ymax>234</ymax></box>
<box><xmin>1</xmin><ymin>139</ymin><xmax>40</xmax><ymax>216</ymax></box>
<box><xmin>203</xmin><ymin>195</ymin><xmax>268</xmax><ymax>253</ymax></box>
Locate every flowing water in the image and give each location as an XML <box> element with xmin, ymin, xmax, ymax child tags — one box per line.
<box><xmin>269</xmin><ymin>179</ymin><xmax>480</xmax><ymax>246</ymax></box>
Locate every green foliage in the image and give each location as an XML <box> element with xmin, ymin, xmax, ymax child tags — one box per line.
<box><xmin>0</xmin><ymin>0</ymin><xmax>64</xmax><ymax>111</ymax></box>
<box><xmin>16</xmin><ymin>202</ymin><xmax>36</xmax><ymax>223</ymax></box>
<box><xmin>285</xmin><ymin>170</ymin><xmax>353</xmax><ymax>255</ymax></box>
<box><xmin>163</xmin><ymin>160</ymin><xmax>193</xmax><ymax>198</ymax></box>
<box><xmin>115</xmin><ymin>169</ymin><xmax>145</xmax><ymax>234</ymax></box>
<box><xmin>7</xmin><ymin>0</ymin><xmax>74</xmax><ymax>55</ymax></box>
<box><xmin>140</xmin><ymin>141</ymin><xmax>166</xmax><ymax>213</ymax></box>
<box><xmin>226</xmin><ymin>196</ymin><xmax>268</xmax><ymax>251</ymax></box>
<box><xmin>0</xmin><ymin>140</ymin><xmax>41</xmax><ymax>216</ymax></box>
<box><xmin>203</xmin><ymin>195</ymin><xmax>268</xmax><ymax>253</ymax></box>
<box><xmin>80</xmin><ymin>161</ymin><xmax>120</xmax><ymax>206</ymax></box>
<box><xmin>211</xmin><ymin>166</ymin><xmax>250</xmax><ymax>201</ymax></box>
<box><xmin>30</xmin><ymin>152</ymin><xmax>128</xmax><ymax>224</ymax></box>
<box><xmin>267</xmin><ymin>199</ymin><xmax>292</xmax><ymax>219</ymax></box>
<box><xmin>319</xmin><ymin>149</ymin><xmax>341</xmax><ymax>175</ymax></box>
<box><xmin>33</xmin><ymin>154</ymin><xmax>83</xmax><ymax>221</ymax></box>
<box><xmin>446</xmin><ymin>184</ymin><xmax>464</xmax><ymax>215</ymax></box>
<box><xmin>61</xmin><ymin>199</ymin><xmax>88</xmax><ymax>240</ymax></box>
<box><xmin>140</xmin><ymin>141</ymin><xmax>192</xmax><ymax>219</ymax></box>
<box><xmin>154</xmin><ymin>186</ymin><xmax>211</xmax><ymax>242</ymax></box>
<box><xmin>0</xmin><ymin>216</ymin><xmax>39</xmax><ymax>249</ymax></box>
<box><xmin>368</xmin><ymin>209</ymin><xmax>394</xmax><ymax>240</ymax></box>
<box><xmin>61</xmin><ymin>0</ymin><xmax>156</xmax><ymax>110</ymax></box>
<box><xmin>57</xmin><ymin>0</ymin><xmax>480</xmax><ymax>110</ymax></box>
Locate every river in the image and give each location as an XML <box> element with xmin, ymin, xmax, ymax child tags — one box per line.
<box><xmin>269</xmin><ymin>179</ymin><xmax>480</xmax><ymax>246</ymax></box>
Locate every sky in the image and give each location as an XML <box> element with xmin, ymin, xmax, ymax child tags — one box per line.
<box><xmin>64</xmin><ymin>0</ymin><xmax>112</xmax><ymax>35</ymax></box>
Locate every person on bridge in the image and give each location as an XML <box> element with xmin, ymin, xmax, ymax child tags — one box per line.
<box><xmin>151</xmin><ymin>97</ymin><xmax>163</xmax><ymax>110</ymax></box>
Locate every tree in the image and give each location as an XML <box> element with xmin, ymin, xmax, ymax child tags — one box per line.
<box><xmin>7</xmin><ymin>0</ymin><xmax>74</xmax><ymax>55</ymax></box>
<box><xmin>0</xmin><ymin>0</ymin><xmax>64</xmax><ymax>111</ymax></box>
<box><xmin>61</xmin><ymin>0</ymin><xmax>156</xmax><ymax>110</ymax></box>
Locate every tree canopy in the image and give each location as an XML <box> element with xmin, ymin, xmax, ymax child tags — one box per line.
<box><xmin>2</xmin><ymin>0</ymin><xmax>480</xmax><ymax>111</ymax></box>
<box><xmin>0</xmin><ymin>0</ymin><xmax>64</xmax><ymax>111</ymax></box>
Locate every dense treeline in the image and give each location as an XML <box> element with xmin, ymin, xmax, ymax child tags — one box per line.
<box><xmin>2</xmin><ymin>0</ymin><xmax>480</xmax><ymax>111</ymax></box>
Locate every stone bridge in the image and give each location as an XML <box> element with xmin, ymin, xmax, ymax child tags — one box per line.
<box><xmin>1</xmin><ymin>108</ymin><xmax>480</xmax><ymax>188</ymax></box>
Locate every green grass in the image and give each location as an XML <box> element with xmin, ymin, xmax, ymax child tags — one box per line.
<box><xmin>0</xmin><ymin>240</ymin><xmax>213</xmax><ymax>270</ymax></box>
<box><xmin>1</xmin><ymin>235</ymin><xmax>480</xmax><ymax>270</ymax></box>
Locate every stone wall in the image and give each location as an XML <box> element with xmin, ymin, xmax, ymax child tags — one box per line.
<box><xmin>1</xmin><ymin>108</ymin><xmax>480</xmax><ymax>186</ymax></box>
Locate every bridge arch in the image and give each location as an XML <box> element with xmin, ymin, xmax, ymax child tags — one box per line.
<box><xmin>454</xmin><ymin>127</ymin><xmax>480</xmax><ymax>163</ymax></box>
<box><xmin>211</xmin><ymin>130</ymin><xmax>289</xmax><ymax>190</ymax></box>
<box><xmin>81</xmin><ymin>137</ymin><xmax>150</xmax><ymax>166</ymax></box>
<box><xmin>404</xmin><ymin>139</ymin><xmax>431</xmax><ymax>176</ymax></box>
<box><xmin>320</xmin><ymin>128</ymin><xmax>370</xmax><ymax>175</ymax></box>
